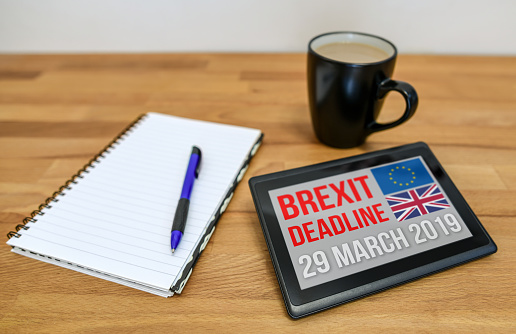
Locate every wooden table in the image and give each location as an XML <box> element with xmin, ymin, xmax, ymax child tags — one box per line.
<box><xmin>0</xmin><ymin>54</ymin><xmax>515</xmax><ymax>332</ymax></box>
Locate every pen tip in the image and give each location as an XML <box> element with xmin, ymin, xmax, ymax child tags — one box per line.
<box><xmin>171</xmin><ymin>248</ymin><xmax>175</xmax><ymax>254</ymax></box>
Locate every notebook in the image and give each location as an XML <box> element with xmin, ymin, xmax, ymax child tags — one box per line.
<box><xmin>6</xmin><ymin>112</ymin><xmax>263</xmax><ymax>297</ymax></box>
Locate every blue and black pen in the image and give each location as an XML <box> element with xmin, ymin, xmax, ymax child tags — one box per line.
<box><xmin>171</xmin><ymin>146</ymin><xmax>202</xmax><ymax>254</ymax></box>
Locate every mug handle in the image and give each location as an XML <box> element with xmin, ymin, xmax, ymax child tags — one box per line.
<box><xmin>368</xmin><ymin>79</ymin><xmax>418</xmax><ymax>133</ymax></box>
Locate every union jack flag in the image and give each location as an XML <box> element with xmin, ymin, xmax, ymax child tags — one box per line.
<box><xmin>385</xmin><ymin>183</ymin><xmax>450</xmax><ymax>222</ymax></box>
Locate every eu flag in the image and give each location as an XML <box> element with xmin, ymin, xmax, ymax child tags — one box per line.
<box><xmin>371</xmin><ymin>158</ymin><xmax>434</xmax><ymax>195</ymax></box>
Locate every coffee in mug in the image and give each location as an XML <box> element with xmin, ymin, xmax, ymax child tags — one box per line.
<box><xmin>314</xmin><ymin>42</ymin><xmax>390</xmax><ymax>64</ymax></box>
<box><xmin>307</xmin><ymin>32</ymin><xmax>418</xmax><ymax>148</ymax></box>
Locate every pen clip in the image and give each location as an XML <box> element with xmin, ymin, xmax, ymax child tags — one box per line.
<box><xmin>192</xmin><ymin>146</ymin><xmax>202</xmax><ymax>178</ymax></box>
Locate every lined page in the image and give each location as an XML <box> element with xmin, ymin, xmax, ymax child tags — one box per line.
<box><xmin>8</xmin><ymin>112</ymin><xmax>262</xmax><ymax>294</ymax></box>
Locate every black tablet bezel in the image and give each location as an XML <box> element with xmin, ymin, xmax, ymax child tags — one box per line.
<box><xmin>249</xmin><ymin>142</ymin><xmax>497</xmax><ymax>318</ymax></box>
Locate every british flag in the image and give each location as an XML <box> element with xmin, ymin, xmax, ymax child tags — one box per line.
<box><xmin>385</xmin><ymin>183</ymin><xmax>450</xmax><ymax>222</ymax></box>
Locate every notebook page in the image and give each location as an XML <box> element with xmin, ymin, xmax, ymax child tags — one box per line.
<box><xmin>10</xmin><ymin>247</ymin><xmax>174</xmax><ymax>297</ymax></box>
<box><xmin>8</xmin><ymin>112</ymin><xmax>262</xmax><ymax>293</ymax></box>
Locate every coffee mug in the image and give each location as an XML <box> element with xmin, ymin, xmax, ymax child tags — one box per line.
<box><xmin>307</xmin><ymin>32</ymin><xmax>418</xmax><ymax>148</ymax></box>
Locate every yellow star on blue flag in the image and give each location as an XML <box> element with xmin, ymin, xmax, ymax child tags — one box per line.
<box><xmin>371</xmin><ymin>158</ymin><xmax>434</xmax><ymax>195</ymax></box>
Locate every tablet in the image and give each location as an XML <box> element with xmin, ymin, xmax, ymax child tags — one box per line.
<box><xmin>249</xmin><ymin>142</ymin><xmax>497</xmax><ymax>318</ymax></box>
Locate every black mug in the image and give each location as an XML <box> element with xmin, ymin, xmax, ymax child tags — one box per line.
<box><xmin>307</xmin><ymin>32</ymin><xmax>418</xmax><ymax>148</ymax></box>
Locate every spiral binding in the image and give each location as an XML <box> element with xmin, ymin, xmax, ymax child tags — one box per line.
<box><xmin>6</xmin><ymin>114</ymin><xmax>148</xmax><ymax>239</ymax></box>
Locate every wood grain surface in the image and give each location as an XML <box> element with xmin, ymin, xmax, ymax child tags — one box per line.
<box><xmin>0</xmin><ymin>53</ymin><xmax>515</xmax><ymax>332</ymax></box>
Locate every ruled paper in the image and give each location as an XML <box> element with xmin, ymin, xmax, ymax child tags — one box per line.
<box><xmin>8</xmin><ymin>112</ymin><xmax>262</xmax><ymax>296</ymax></box>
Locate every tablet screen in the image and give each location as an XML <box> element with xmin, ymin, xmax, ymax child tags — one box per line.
<box><xmin>268</xmin><ymin>156</ymin><xmax>473</xmax><ymax>290</ymax></box>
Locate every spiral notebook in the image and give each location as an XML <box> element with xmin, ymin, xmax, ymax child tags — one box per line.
<box><xmin>6</xmin><ymin>112</ymin><xmax>263</xmax><ymax>297</ymax></box>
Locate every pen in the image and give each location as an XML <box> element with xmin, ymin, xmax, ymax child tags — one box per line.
<box><xmin>171</xmin><ymin>146</ymin><xmax>202</xmax><ymax>254</ymax></box>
